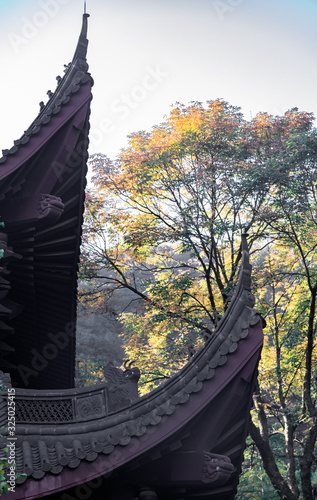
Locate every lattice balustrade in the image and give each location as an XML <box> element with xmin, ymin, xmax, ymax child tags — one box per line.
<box><xmin>16</xmin><ymin>398</ymin><xmax>74</xmax><ymax>423</ymax></box>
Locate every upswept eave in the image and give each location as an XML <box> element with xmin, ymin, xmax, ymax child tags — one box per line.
<box><xmin>0</xmin><ymin>13</ymin><xmax>93</xmax><ymax>168</ymax></box>
<box><xmin>2</xmin><ymin>236</ymin><xmax>264</xmax><ymax>499</ymax></box>
<box><xmin>0</xmin><ymin>13</ymin><xmax>93</xmax><ymax>389</ymax></box>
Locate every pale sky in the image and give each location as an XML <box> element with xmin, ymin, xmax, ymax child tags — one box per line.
<box><xmin>1</xmin><ymin>0</ymin><xmax>316</xmax><ymax>160</ymax></box>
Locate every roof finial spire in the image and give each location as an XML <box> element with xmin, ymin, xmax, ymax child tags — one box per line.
<box><xmin>84</xmin><ymin>0</ymin><xmax>87</xmax><ymax>14</ymax></box>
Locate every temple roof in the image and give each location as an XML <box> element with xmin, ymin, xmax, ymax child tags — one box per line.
<box><xmin>0</xmin><ymin>14</ymin><xmax>93</xmax><ymax>389</ymax></box>
<box><xmin>0</xmin><ymin>13</ymin><xmax>263</xmax><ymax>499</ymax></box>
<box><xmin>2</xmin><ymin>237</ymin><xmax>264</xmax><ymax>499</ymax></box>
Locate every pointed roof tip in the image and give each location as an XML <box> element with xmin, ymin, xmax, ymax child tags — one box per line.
<box><xmin>72</xmin><ymin>11</ymin><xmax>90</xmax><ymax>64</ymax></box>
<box><xmin>83</xmin><ymin>0</ymin><xmax>90</xmax><ymax>17</ymax></box>
<box><xmin>81</xmin><ymin>10</ymin><xmax>90</xmax><ymax>40</ymax></box>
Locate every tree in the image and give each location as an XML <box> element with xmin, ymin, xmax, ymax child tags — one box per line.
<box><xmin>81</xmin><ymin>99</ymin><xmax>269</xmax><ymax>388</ymax></box>
<box><xmin>80</xmin><ymin>100</ymin><xmax>317</xmax><ymax>498</ymax></box>
<box><xmin>246</xmin><ymin>109</ymin><xmax>317</xmax><ymax>499</ymax></box>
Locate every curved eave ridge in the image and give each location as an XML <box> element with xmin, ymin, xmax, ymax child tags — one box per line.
<box><xmin>0</xmin><ymin>14</ymin><xmax>92</xmax><ymax>165</ymax></box>
<box><xmin>5</xmin><ymin>236</ymin><xmax>264</xmax><ymax>485</ymax></box>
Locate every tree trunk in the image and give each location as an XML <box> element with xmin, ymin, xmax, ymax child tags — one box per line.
<box><xmin>249</xmin><ymin>421</ymin><xmax>298</xmax><ymax>500</ymax></box>
<box><xmin>284</xmin><ymin>416</ymin><xmax>300</xmax><ymax>498</ymax></box>
<box><xmin>303</xmin><ymin>289</ymin><xmax>317</xmax><ymax>416</ymax></box>
<box><xmin>300</xmin><ymin>419</ymin><xmax>317</xmax><ymax>500</ymax></box>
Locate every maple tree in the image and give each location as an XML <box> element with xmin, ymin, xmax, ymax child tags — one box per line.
<box><xmin>80</xmin><ymin>100</ymin><xmax>317</xmax><ymax>498</ymax></box>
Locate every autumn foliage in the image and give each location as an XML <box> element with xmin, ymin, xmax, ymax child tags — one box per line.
<box><xmin>80</xmin><ymin>100</ymin><xmax>317</xmax><ymax>499</ymax></box>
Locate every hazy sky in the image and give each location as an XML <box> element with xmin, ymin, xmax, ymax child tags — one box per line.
<box><xmin>1</xmin><ymin>0</ymin><xmax>316</xmax><ymax>159</ymax></box>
